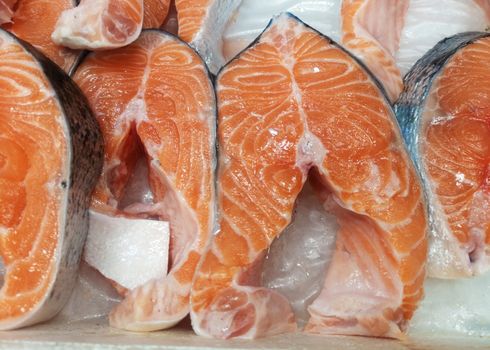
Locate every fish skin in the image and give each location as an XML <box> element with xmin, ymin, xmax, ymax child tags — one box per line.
<box><xmin>191</xmin><ymin>12</ymin><xmax>427</xmax><ymax>339</ymax></box>
<box><xmin>0</xmin><ymin>29</ymin><xmax>103</xmax><ymax>329</ymax></box>
<box><xmin>395</xmin><ymin>31</ymin><xmax>490</xmax><ymax>279</ymax></box>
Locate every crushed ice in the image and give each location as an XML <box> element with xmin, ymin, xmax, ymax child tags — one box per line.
<box><xmin>262</xmin><ymin>182</ymin><xmax>337</xmax><ymax>325</ymax></box>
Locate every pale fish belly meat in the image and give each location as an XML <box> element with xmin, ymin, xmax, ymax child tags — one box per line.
<box><xmin>52</xmin><ymin>0</ymin><xmax>171</xmax><ymax>50</ymax></box>
<box><xmin>0</xmin><ymin>29</ymin><xmax>103</xmax><ymax>329</ymax></box>
<box><xmin>190</xmin><ymin>13</ymin><xmax>427</xmax><ymax>340</ymax></box>
<box><xmin>395</xmin><ymin>32</ymin><xmax>490</xmax><ymax>279</ymax></box>
<box><xmin>72</xmin><ymin>30</ymin><xmax>216</xmax><ymax>331</ymax></box>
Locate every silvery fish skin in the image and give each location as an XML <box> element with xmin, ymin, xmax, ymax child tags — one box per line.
<box><xmin>395</xmin><ymin>31</ymin><xmax>490</xmax><ymax>279</ymax></box>
<box><xmin>0</xmin><ymin>29</ymin><xmax>103</xmax><ymax>329</ymax></box>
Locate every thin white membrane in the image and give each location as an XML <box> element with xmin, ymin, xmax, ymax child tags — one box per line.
<box><xmin>262</xmin><ymin>182</ymin><xmax>337</xmax><ymax>326</ymax></box>
<box><xmin>262</xmin><ymin>183</ymin><xmax>490</xmax><ymax>335</ymax></box>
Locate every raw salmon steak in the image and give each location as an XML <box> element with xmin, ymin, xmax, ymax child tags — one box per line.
<box><xmin>0</xmin><ymin>29</ymin><xmax>103</xmax><ymax>329</ymax></box>
<box><xmin>2</xmin><ymin>0</ymin><xmax>80</xmax><ymax>73</ymax></box>
<box><xmin>396</xmin><ymin>32</ymin><xmax>490</xmax><ymax>278</ymax></box>
<box><xmin>190</xmin><ymin>13</ymin><xmax>427</xmax><ymax>339</ymax></box>
<box><xmin>72</xmin><ymin>29</ymin><xmax>216</xmax><ymax>331</ymax></box>
<box><xmin>52</xmin><ymin>0</ymin><xmax>145</xmax><ymax>50</ymax></box>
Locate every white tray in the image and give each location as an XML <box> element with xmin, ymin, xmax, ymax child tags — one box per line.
<box><xmin>0</xmin><ymin>318</ymin><xmax>489</xmax><ymax>350</ymax></box>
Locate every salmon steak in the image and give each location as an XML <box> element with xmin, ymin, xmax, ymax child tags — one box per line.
<box><xmin>0</xmin><ymin>29</ymin><xmax>103</xmax><ymax>329</ymax></box>
<box><xmin>72</xmin><ymin>29</ymin><xmax>216</xmax><ymax>331</ymax></box>
<box><xmin>2</xmin><ymin>0</ymin><xmax>80</xmax><ymax>73</ymax></box>
<box><xmin>190</xmin><ymin>13</ymin><xmax>427</xmax><ymax>339</ymax></box>
<box><xmin>52</xmin><ymin>0</ymin><xmax>170</xmax><ymax>50</ymax></box>
<box><xmin>396</xmin><ymin>32</ymin><xmax>490</xmax><ymax>279</ymax></box>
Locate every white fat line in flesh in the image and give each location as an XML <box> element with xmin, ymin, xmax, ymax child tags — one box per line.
<box><xmin>15</xmin><ymin>117</ymin><xmax>65</xmax><ymax>154</ymax></box>
<box><xmin>352</xmin><ymin>241</ymin><xmax>397</xmax><ymax>298</ymax></box>
<box><xmin>214</xmin><ymin>212</ymin><xmax>256</xmax><ymax>263</ymax></box>
<box><xmin>261</xmin><ymin>23</ymin><xmax>329</xmax><ymax>173</ymax></box>
<box><xmin>0</xmin><ymin>213</ymin><xmax>61</xmax><ymax>302</ymax></box>
<box><xmin>377</xmin><ymin>200</ymin><xmax>419</xmax><ymax>233</ymax></box>
<box><xmin>424</xmin><ymin>158</ymin><xmax>479</xmax><ymax>189</ymax></box>
<box><xmin>427</xmin><ymin>128</ymin><xmax>485</xmax><ymax>170</ymax></box>
<box><xmin>113</xmin><ymin>66</ymin><xmax>152</xmax><ymax>138</ymax></box>
<box><xmin>0</xmin><ymin>57</ymin><xmax>39</xmax><ymax>69</ymax></box>
<box><xmin>0</xmin><ymin>76</ymin><xmax>36</xmax><ymax>99</ymax></box>
<box><xmin>221</xmin><ymin>175</ymin><xmax>285</xmax><ymax>232</ymax></box>
<box><xmin>0</xmin><ymin>75</ymin><xmax>55</xmax><ymax>105</ymax></box>
<box><xmin>424</xmin><ymin>143</ymin><xmax>481</xmax><ymax>178</ymax></box>
<box><xmin>296</xmin><ymin>60</ymin><xmax>357</xmax><ymax>85</ymax></box>
<box><xmin>4</xmin><ymin>49</ymin><xmax>70</xmax><ymax>297</ymax></box>
<box><xmin>440</xmin><ymin>194</ymin><xmax>473</xmax><ymax>215</ymax></box>
<box><xmin>430</xmin><ymin>114</ymin><xmax>456</xmax><ymax>125</ymax></box>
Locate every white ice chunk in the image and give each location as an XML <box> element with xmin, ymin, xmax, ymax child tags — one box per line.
<box><xmin>85</xmin><ymin>211</ymin><xmax>169</xmax><ymax>290</ymax></box>
<box><xmin>57</xmin><ymin>262</ymin><xmax>121</xmax><ymax>322</ymax></box>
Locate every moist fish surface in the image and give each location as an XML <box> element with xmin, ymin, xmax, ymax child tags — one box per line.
<box><xmin>190</xmin><ymin>13</ymin><xmax>427</xmax><ymax>340</ymax></box>
<box><xmin>395</xmin><ymin>32</ymin><xmax>490</xmax><ymax>279</ymax></box>
<box><xmin>72</xmin><ymin>29</ymin><xmax>216</xmax><ymax>331</ymax></box>
<box><xmin>0</xmin><ymin>29</ymin><xmax>103</xmax><ymax>329</ymax></box>
<box><xmin>2</xmin><ymin>0</ymin><xmax>80</xmax><ymax>73</ymax></box>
